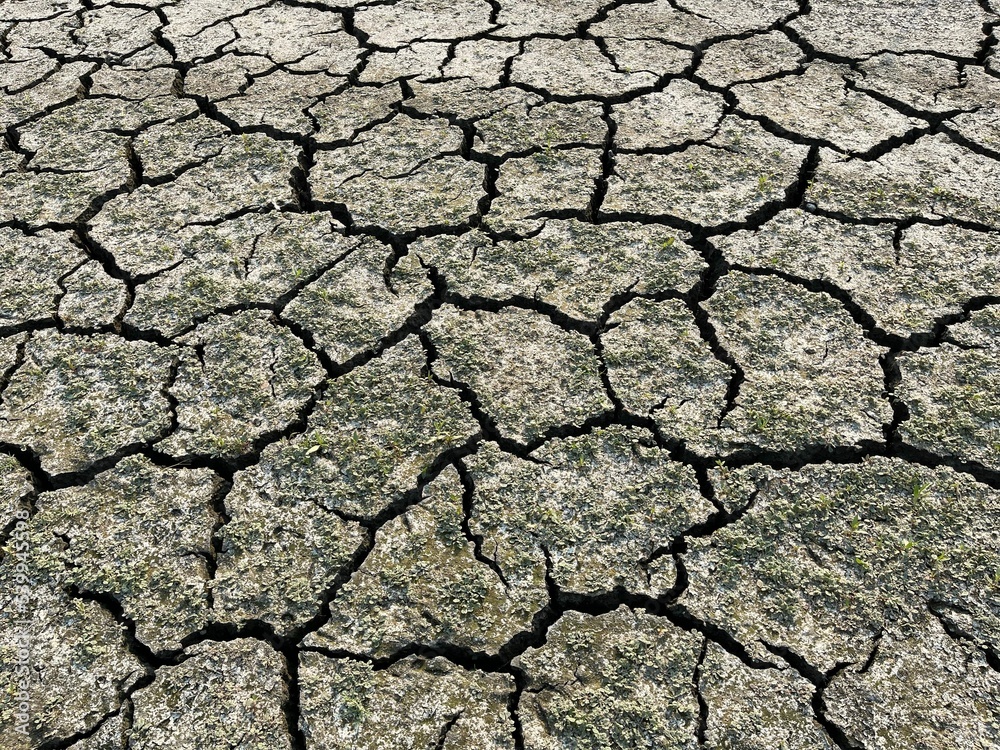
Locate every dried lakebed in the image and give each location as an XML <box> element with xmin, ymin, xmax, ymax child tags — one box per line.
<box><xmin>1</xmin><ymin>1</ymin><xmax>1000</xmax><ymax>749</ymax></box>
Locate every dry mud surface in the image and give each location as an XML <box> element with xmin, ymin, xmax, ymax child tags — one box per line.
<box><xmin>1</xmin><ymin>1</ymin><xmax>1000</xmax><ymax>749</ymax></box>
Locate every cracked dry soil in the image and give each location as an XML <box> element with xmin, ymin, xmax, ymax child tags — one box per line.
<box><xmin>1</xmin><ymin>0</ymin><xmax>1000</xmax><ymax>748</ymax></box>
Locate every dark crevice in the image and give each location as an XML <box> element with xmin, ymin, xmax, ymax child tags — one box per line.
<box><xmin>203</xmin><ymin>474</ymin><xmax>234</xmax><ymax>608</ymax></box>
<box><xmin>857</xmin><ymin>627</ymin><xmax>883</xmax><ymax>674</ymax></box>
<box><xmin>35</xmin><ymin>702</ymin><xmax>127</xmax><ymax>750</ymax></box>
<box><xmin>984</xmin><ymin>646</ymin><xmax>1000</xmax><ymax>673</ymax></box>
<box><xmin>642</xmin><ymin>486</ymin><xmax>759</xmax><ymax>574</ymax></box>
<box><xmin>879</xmin><ymin>351</ymin><xmax>910</xmax><ymax>446</ymax></box>
<box><xmin>0</xmin><ymin>333</ymin><xmax>30</xmax><ymax>410</ymax></box>
<box><xmin>888</xmin><ymin>436</ymin><xmax>1000</xmax><ymax>489</ymax></box>
<box><xmin>499</xmin><ymin>39</ymin><xmax>524</xmax><ymax>88</ymax></box>
<box><xmin>587</xmin><ymin>101</ymin><xmax>616</xmax><ymax>221</ymax></box>
<box><xmin>763</xmin><ymin>642</ymin><xmax>864</xmax><ymax>750</ymax></box>
<box><xmin>453</xmin><ymin>458</ymin><xmax>510</xmax><ymax>588</ymax></box>
<box><xmin>732</xmin><ymin>100</ymin><xmax>933</xmax><ymax>162</ymax></box>
<box><xmin>6</xmin><ymin>10</ymin><xmax>1000</xmax><ymax>750</ymax></box>
<box><xmin>975</xmin><ymin>20</ymin><xmax>998</xmax><ymax>66</ymax></box>
<box><xmin>590</xmin><ymin>324</ymin><xmax>625</xmax><ymax>413</ymax></box>
<box><xmin>485</xmin><ymin>0</ymin><xmax>502</xmax><ymax>26</ymax></box>
<box><xmin>784</xmin><ymin>143</ymin><xmax>820</xmax><ymax>211</ymax></box>
<box><xmin>727</xmin><ymin>262</ymin><xmax>890</xmax><ymax>344</ymax></box>
<box><xmin>294</xmin><ymin>581</ymin><xmax>777</xmax><ymax>682</ymax></box>
<box><xmin>290</xmin><ymin>144</ymin><xmax>315</xmax><ymax>212</ymax></box>
<box><xmin>676</xmin><ymin>232</ymin><xmax>747</xmax><ymax>435</ymax></box>
<box><xmin>443</xmin><ymin>290</ymin><xmax>598</xmax><ymax>336</ymax></box>
<box><xmin>431</xmin><ymin>711</ymin><xmax>463</xmax><ymax>750</ymax></box>
<box><xmin>65</xmin><ymin>585</ymin><xmax>177</xmax><ymax>668</ymax></box>
<box><xmin>416</xmin><ymin>327</ymin><xmax>535</xmax><ymax>461</ymax></box>
<box><xmin>281</xmin><ymin>648</ymin><xmax>308</xmax><ymax>750</ymax></box>
<box><xmin>928</xmin><ymin>598</ymin><xmax>1000</xmax><ymax>672</ymax></box>
<box><xmin>692</xmin><ymin>463</ymin><xmax>725</xmax><ymax>512</ymax></box>
<box><xmin>475</xmin><ymin>161</ymin><xmax>501</xmax><ymax>227</ymax></box>
<box><xmin>941</xmin><ymin>124</ymin><xmax>1000</xmax><ymax>163</ymax></box>
<box><xmin>508</xmin><ymin>666</ymin><xmax>527</xmax><ymax>750</ymax></box>
<box><xmin>660</xmin><ymin>603</ymin><xmax>777</xmax><ymax>669</ymax></box>
<box><xmin>693</xmin><ymin>637</ymin><xmax>709</xmax><ymax>745</ymax></box>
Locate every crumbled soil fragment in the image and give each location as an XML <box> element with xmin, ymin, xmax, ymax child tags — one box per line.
<box><xmin>697</xmin><ymin>33</ymin><xmax>803</xmax><ymax>87</ymax></box>
<box><xmin>298</xmin><ymin>652</ymin><xmax>516</xmax><ymax>749</ymax></box>
<box><xmin>158</xmin><ymin>310</ymin><xmax>324</xmax><ymax>459</ymax></box>
<box><xmin>897</xmin><ymin>307</ymin><xmax>1000</xmax><ymax>471</ymax></box>
<box><xmin>716</xmin><ymin>210</ymin><xmax>1000</xmax><ymax>337</ymax></box>
<box><xmin>130</xmin><ymin>639</ymin><xmax>291</xmax><ymax>750</ymax></box>
<box><xmin>0</xmin><ymin>228</ymin><xmax>84</xmax><ymax>328</ymax></box>
<box><xmin>415</xmin><ymin>220</ymin><xmax>703</xmax><ymax>320</ymax></box>
<box><xmin>126</xmin><ymin>212</ymin><xmax>354</xmax><ymax>336</ymax></box>
<box><xmin>604</xmin><ymin>118</ymin><xmax>809</xmax><ymax>226</ymax></box>
<box><xmin>603</xmin><ymin>298</ymin><xmax>731</xmax><ymax>443</ymax></box>
<box><xmin>284</xmin><ymin>240</ymin><xmax>433</xmax><ymax>365</ymax></box>
<box><xmin>34</xmin><ymin>456</ymin><xmax>218</xmax><ymax>651</ymax></box>
<box><xmin>789</xmin><ymin>0</ymin><xmax>993</xmax><ymax>58</ymax></box>
<box><xmin>733</xmin><ymin>62</ymin><xmax>927</xmax><ymax>154</ymax></box>
<box><xmin>682</xmin><ymin>458</ymin><xmax>1000</xmax><ymax>669</ymax></box>
<box><xmin>807</xmin><ymin>135</ymin><xmax>1000</xmax><ymax>226</ymax></box>
<box><xmin>211</xmin><ymin>469</ymin><xmax>367</xmax><ymax>634</ymax></box>
<box><xmin>56</xmin><ymin>261</ymin><xmax>127</xmax><ymax>329</ymax></box>
<box><xmin>614</xmin><ymin>81</ymin><xmax>725</xmax><ymax>150</ymax></box>
<box><xmin>825</xmin><ymin>616</ymin><xmax>1000</xmax><ymax>750</ymax></box>
<box><xmin>700</xmin><ymin>643</ymin><xmax>830</xmax><ymax>749</ymax></box>
<box><xmin>516</xmin><ymin>607</ymin><xmax>703</xmax><ymax>750</ymax></box>
<box><xmin>306</xmin><ymin>466</ymin><xmax>546</xmax><ymax>656</ymax></box>
<box><xmin>465</xmin><ymin>428</ymin><xmax>713</xmax><ymax>596</ymax></box>
<box><xmin>701</xmin><ymin>272</ymin><xmax>890</xmax><ymax>452</ymax></box>
<box><xmin>0</xmin><ymin>332</ymin><xmax>175</xmax><ymax>474</ymax></box>
<box><xmin>427</xmin><ymin>306</ymin><xmax>612</xmax><ymax>444</ymax></box>
<box><xmin>231</xmin><ymin>337</ymin><xmax>478</xmax><ymax>520</ymax></box>
<box><xmin>0</xmin><ymin>579</ymin><xmax>143</xmax><ymax>748</ymax></box>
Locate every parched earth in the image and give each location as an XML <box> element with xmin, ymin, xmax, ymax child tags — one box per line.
<box><xmin>1</xmin><ymin>1</ymin><xmax>1000</xmax><ymax>749</ymax></box>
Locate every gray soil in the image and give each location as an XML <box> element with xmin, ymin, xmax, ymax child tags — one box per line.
<box><xmin>1</xmin><ymin>1</ymin><xmax>999</xmax><ymax>749</ymax></box>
